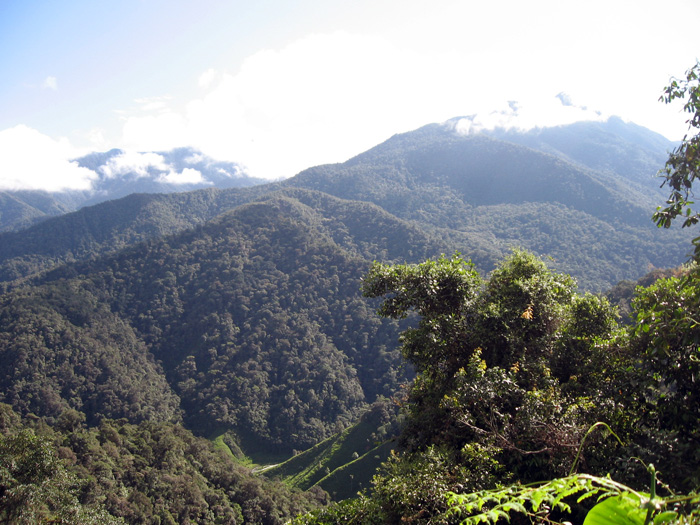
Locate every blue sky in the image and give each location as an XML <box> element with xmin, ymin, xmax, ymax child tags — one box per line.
<box><xmin>1</xmin><ymin>0</ymin><xmax>699</xmax><ymax>189</ymax></box>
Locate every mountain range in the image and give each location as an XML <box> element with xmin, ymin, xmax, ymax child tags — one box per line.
<box><xmin>0</xmin><ymin>116</ymin><xmax>692</xmax><ymax>458</ymax></box>
<box><xmin>0</xmin><ymin>116</ymin><xmax>689</xmax><ymax>291</ymax></box>
<box><xmin>0</xmin><ymin>147</ymin><xmax>265</xmax><ymax>232</ymax></box>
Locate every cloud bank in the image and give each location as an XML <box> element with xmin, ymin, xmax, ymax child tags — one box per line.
<box><xmin>99</xmin><ymin>151</ymin><xmax>170</xmax><ymax>178</ymax></box>
<box><xmin>100</xmin><ymin>151</ymin><xmax>208</xmax><ymax>185</ymax></box>
<box><xmin>0</xmin><ymin>125</ymin><xmax>95</xmax><ymax>191</ymax></box>
<box><xmin>118</xmin><ymin>32</ymin><xmax>471</xmax><ymax>179</ymax></box>
<box><xmin>7</xmin><ymin>0</ymin><xmax>694</xmax><ymax>188</ymax></box>
<box><xmin>113</xmin><ymin>29</ymin><xmax>638</xmax><ymax>180</ymax></box>
<box><xmin>450</xmin><ymin>95</ymin><xmax>606</xmax><ymax>135</ymax></box>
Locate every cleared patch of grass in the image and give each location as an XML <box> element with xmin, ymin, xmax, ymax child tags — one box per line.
<box><xmin>316</xmin><ymin>440</ymin><xmax>394</xmax><ymax>500</ymax></box>
<box><xmin>263</xmin><ymin>414</ymin><xmax>397</xmax><ymax>500</ymax></box>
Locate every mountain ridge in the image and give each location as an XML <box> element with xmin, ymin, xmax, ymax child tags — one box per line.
<box><xmin>0</xmin><ymin>146</ymin><xmax>268</xmax><ymax>232</ymax></box>
<box><xmin>0</xmin><ymin>117</ymin><xmax>692</xmax><ymax>292</ymax></box>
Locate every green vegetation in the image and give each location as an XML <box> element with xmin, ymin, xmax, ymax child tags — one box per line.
<box><xmin>0</xmin><ymin>192</ymin><xmax>427</xmax><ymax>453</ymax></box>
<box><xmin>294</xmin><ymin>63</ymin><xmax>700</xmax><ymax>524</ymax></box>
<box><xmin>0</xmin><ymin>403</ymin><xmax>327</xmax><ymax>524</ymax></box>
<box><xmin>654</xmin><ymin>60</ymin><xmax>700</xmax><ymax>258</ymax></box>
<box><xmin>264</xmin><ymin>398</ymin><xmax>401</xmax><ymax>500</ymax></box>
<box><xmin>0</xmin><ymin>66</ymin><xmax>698</xmax><ymax>524</ymax></box>
<box><xmin>295</xmin><ymin>249</ymin><xmax>700</xmax><ymax>524</ymax></box>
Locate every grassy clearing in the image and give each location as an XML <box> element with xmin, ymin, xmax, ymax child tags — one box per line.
<box><xmin>263</xmin><ymin>416</ymin><xmax>396</xmax><ymax>500</ymax></box>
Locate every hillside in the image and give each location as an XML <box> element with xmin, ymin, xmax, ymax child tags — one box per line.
<box><xmin>286</xmin><ymin>120</ymin><xmax>692</xmax><ymax>290</ymax></box>
<box><xmin>483</xmin><ymin>116</ymin><xmax>673</xmax><ymax>193</ymax></box>
<box><xmin>0</xmin><ymin>185</ymin><xmax>275</xmax><ymax>285</ymax></box>
<box><xmin>264</xmin><ymin>398</ymin><xmax>400</xmax><ymax>500</ymax></box>
<box><xmin>0</xmin><ymin>190</ymin><xmax>452</xmax><ymax>452</ymax></box>
<box><xmin>0</xmin><ymin>118</ymin><xmax>691</xmax><ymax>292</ymax></box>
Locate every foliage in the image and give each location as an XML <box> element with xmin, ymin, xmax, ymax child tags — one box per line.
<box><xmin>363</xmin><ymin>253</ymin><xmax>483</xmax><ymax>379</ymax></box>
<box><xmin>446</xmin><ymin>465</ymin><xmax>700</xmax><ymax>525</ymax></box>
<box><xmin>290</xmin><ymin>247</ymin><xmax>700</xmax><ymax>524</ymax></box>
<box><xmin>363</xmin><ymin>250</ymin><xmax>601</xmax><ymax>471</ymax></box>
<box><xmin>0</xmin><ymin>282</ymin><xmax>182</xmax><ymax>426</ymax></box>
<box><xmin>0</xmin><ymin>404</ymin><xmax>327</xmax><ymax>524</ymax></box>
<box><xmin>0</xmin><ymin>429</ymin><xmax>123</xmax><ymax>524</ymax></box>
<box><xmin>654</xmin><ymin>61</ymin><xmax>700</xmax><ymax>259</ymax></box>
<box><xmin>632</xmin><ymin>265</ymin><xmax>700</xmax><ymax>431</ymax></box>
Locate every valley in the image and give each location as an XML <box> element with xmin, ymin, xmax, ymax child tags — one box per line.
<box><xmin>0</xmin><ymin>116</ymin><xmax>697</xmax><ymax>524</ymax></box>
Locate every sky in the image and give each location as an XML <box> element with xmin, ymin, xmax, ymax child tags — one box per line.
<box><xmin>1</xmin><ymin>0</ymin><xmax>699</xmax><ymax>190</ymax></box>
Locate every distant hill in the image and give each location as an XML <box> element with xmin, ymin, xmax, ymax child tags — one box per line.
<box><xmin>0</xmin><ymin>147</ymin><xmax>267</xmax><ymax>232</ymax></box>
<box><xmin>0</xmin><ymin>115</ymin><xmax>694</xmax><ymax>465</ymax></box>
<box><xmin>285</xmin><ymin>119</ymin><xmax>691</xmax><ymax>290</ymax></box>
<box><xmin>481</xmin><ymin>116</ymin><xmax>674</xmax><ymax>194</ymax></box>
<box><xmin>0</xmin><ymin>190</ymin><xmax>75</xmax><ymax>232</ymax></box>
<box><xmin>0</xmin><ymin>186</ymin><xmax>272</xmax><ymax>285</ymax></box>
<box><xmin>0</xmin><ymin>118</ymin><xmax>692</xmax><ymax>292</ymax></box>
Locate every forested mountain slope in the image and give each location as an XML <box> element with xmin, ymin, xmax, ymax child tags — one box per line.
<box><xmin>0</xmin><ymin>190</ymin><xmax>450</xmax><ymax>452</ymax></box>
<box><xmin>289</xmin><ymin>122</ymin><xmax>656</xmax><ymax>224</ymax></box>
<box><xmin>0</xmin><ymin>403</ymin><xmax>327</xmax><ymax>524</ymax></box>
<box><xmin>483</xmin><ymin>116</ymin><xmax>673</xmax><ymax>193</ymax></box>
<box><xmin>0</xmin><ymin>119</ymin><xmax>691</xmax><ymax>292</ymax></box>
<box><xmin>0</xmin><ymin>190</ymin><xmax>75</xmax><ymax>232</ymax></box>
<box><xmin>0</xmin><ymin>185</ymin><xmax>275</xmax><ymax>285</ymax></box>
<box><xmin>286</xmin><ymin>121</ymin><xmax>692</xmax><ymax>290</ymax></box>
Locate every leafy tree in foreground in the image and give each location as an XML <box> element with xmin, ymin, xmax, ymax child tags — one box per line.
<box><xmin>340</xmin><ymin>251</ymin><xmax>620</xmax><ymax>522</ymax></box>
<box><xmin>0</xmin><ymin>429</ymin><xmax>123</xmax><ymax>524</ymax></box>
<box><xmin>296</xmin><ymin>251</ymin><xmax>700</xmax><ymax>524</ymax></box>
<box><xmin>654</xmin><ymin>60</ymin><xmax>700</xmax><ymax>258</ymax></box>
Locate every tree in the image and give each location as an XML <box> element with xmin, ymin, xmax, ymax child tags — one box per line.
<box><xmin>362</xmin><ymin>251</ymin><xmax>613</xmax><ymax>475</ymax></box>
<box><xmin>0</xmin><ymin>430</ymin><xmax>122</xmax><ymax>524</ymax></box>
<box><xmin>362</xmin><ymin>253</ymin><xmax>483</xmax><ymax>381</ymax></box>
<box><xmin>654</xmin><ymin>60</ymin><xmax>700</xmax><ymax>259</ymax></box>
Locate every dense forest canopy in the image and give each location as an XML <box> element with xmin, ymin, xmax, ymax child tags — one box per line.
<box><xmin>2</xmin><ymin>63</ymin><xmax>700</xmax><ymax>523</ymax></box>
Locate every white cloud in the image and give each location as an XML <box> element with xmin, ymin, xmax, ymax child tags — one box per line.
<box><xmin>99</xmin><ymin>151</ymin><xmax>170</xmax><ymax>178</ymax></box>
<box><xmin>158</xmin><ymin>167</ymin><xmax>207</xmax><ymax>185</ymax></box>
<box><xmin>100</xmin><ymin>151</ymin><xmax>209</xmax><ymax>185</ymax></box>
<box><xmin>112</xmin><ymin>8</ymin><xmax>697</xmax><ymax>180</ymax></box>
<box><xmin>0</xmin><ymin>125</ymin><xmax>96</xmax><ymax>191</ymax></box>
<box><xmin>119</xmin><ymin>32</ymin><xmax>469</xmax><ymax>179</ymax></box>
<box><xmin>198</xmin><ymin>68</ymin><xmax>219</xmax><ymax>89</ymax></box>
<box><xmin>184</xmin><ymin>152</ymin><xmax>205</xmax><ymax>164</ymax></box>
<box><xmin>450</xmin><ymin>95</ymin><xmax>607</xmax><ymax>135</ymax></box>
<box><xmin>42</xmin><ymin>76</ymin><xmax>58</xmax><ymax>90</ymax></box>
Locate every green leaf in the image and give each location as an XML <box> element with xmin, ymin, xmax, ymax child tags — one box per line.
<box><xmin>583</xmin><ymin>495</ymin><xmax>646</xmax><ymax>525</ymax></box>
<box><xmin>653</xmin><ymin>511</ymin><xmax>680</xmax><ymax>524</ymax></box>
